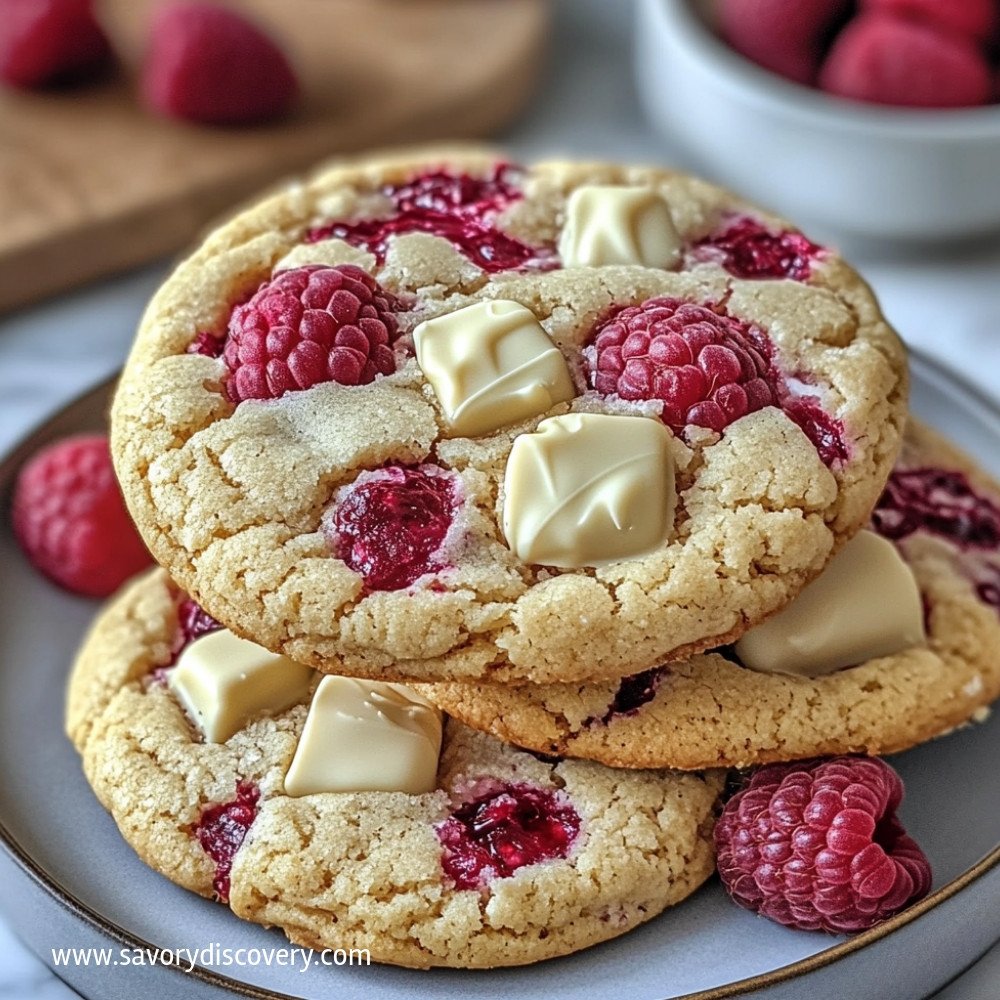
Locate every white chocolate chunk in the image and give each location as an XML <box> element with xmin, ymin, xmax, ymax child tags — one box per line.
<box><xmin>284</xmin><ymin>677</ymin><xmax>443</xmax><ymax>797</ymax></box>
<box><xmin>735</xmin><ymin>531</ymin><xmax>926</xmax><ymax>677</ymax></box>
<box><xmin>503</xmin><ymin>412</ymin><xmax>676</xmax><ymax>568</ymax></box>
<box><xmin>169</xmin><ymin>630</ymin><xmax>314</xmax><ymax>743</ymax></box>
<box><xmin>559</xmin><ymin>185</ymin><xmax>681</xmax><ymax>269</ymax></box>
<box><xmin>414</xmin><ymin>300</ymin><xmax>576</xmax><ymax>437</ymax></box>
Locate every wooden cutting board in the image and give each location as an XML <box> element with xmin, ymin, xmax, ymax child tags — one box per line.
<box><xmin>0</xmin><ymin>0</ymin><xmax>548</xmax><ymax>314</ymax></box>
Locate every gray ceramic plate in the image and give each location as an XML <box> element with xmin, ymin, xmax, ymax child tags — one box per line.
<box><xmin>1</xmin><ymin>355</ymin><xmax>998</xmax><ymax>1000</ymax></box>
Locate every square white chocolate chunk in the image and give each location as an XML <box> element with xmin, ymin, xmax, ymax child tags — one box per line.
<box><xmin>413</xmin><ymin>299</ymin><xmax>576</xmax><ymax>438</ymax></box>
<box><xmin>169</xmin><ymin>630</ymin><xmax>314</xmax><ymax>744</ymax></box>
<box><xmin>503</xmin><ymin>412</ymin><xmax>676</xmax><ymax>568</ymax></box>
<box><xmin>559</xmin><ymin>185</ymin><xmax>681</xmax><ymax>269</ymax></box>
<box><xmin>284</xmin><ymin>677</ymin><xmax>443</xmax><ymax>797</ymax></box>
<box><xmin>735</xmin><ymin>530</ymin><xmax>926</xmax><ymax>677</ymax></box>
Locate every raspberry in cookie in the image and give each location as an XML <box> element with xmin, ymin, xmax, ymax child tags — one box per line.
<box><xmin>416</xmin><ymin>422</ymin><xmax>1000</xmax><ymax>770</ymax></box>
<box><xmin>110</xmin><ymin>148</ymin><xmax>908</xmax><ymax>685</ymax></box>
<box><xmin>67</xmin><ymin>568</ymin><xmax>723</xmax><ymax>968</ymax></box>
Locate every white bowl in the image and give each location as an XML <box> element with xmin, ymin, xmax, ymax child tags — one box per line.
<box><xmin>634</xmin><ymin>0</ymin><xmax>1000</xmax><ymax>241</ymax></box>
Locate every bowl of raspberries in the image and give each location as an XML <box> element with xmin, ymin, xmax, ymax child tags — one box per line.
<box><xmin>635</xmin><ymin>0</ymin><xmax>1000</xmax><ymax>241</ymax></box>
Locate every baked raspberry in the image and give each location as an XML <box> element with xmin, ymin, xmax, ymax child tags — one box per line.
<box><xmin>715</xmin><ymin>757</ymin><xmax>931</xmax><ymax>933</ymax></box>
<box><xmin>142</xmin><ymin>2</ymin><xmax>298</xmax><ymax>125</ymax></box>
<box><xmin>12</xmin><ymin>434</ymin><xmax>151</xmax><ymax>597</ymax></box>
<box><xmin>819</xmin><ymin>13</ymin><xmax>992</xmax><ymax>108</ymax></box>
<box><xmin>592</xmin><ymin>667</ymin><xmax>667</xmax><ymax>725</ymax></box>
<box><xmin>872</xmin><ymin>467</ymin><xmax>1000</xmax><ymax>550</ymax></box>
<box><xmin>329</xmin><ymin>466</ymin><xmax>457</xmax><ymax>592</ymax></box>
<box><xmin>0</xmin><ymin>0</ymin><xmax>112</xmax><ymax>88</ymax></box>
<box><xmin>222</xmin><ymin>265</ymin><xmax>398</xmax><ymax>403</ymax></box>
<box><xmin>588</xmin><ymin>297</ymin><xmax>849</xmax><ymax>465</ymax></box>
<box><xmin>193</xmin><ymin>781</ymin><xmax>259</xmax><ymax>902</ymax></box>
<box><xmin>187</xmin><ymin>331</ymin><xmax>224</xmax><ymax>358</ymax></box>
<box><xmin>437</xmin><ymin>783</ymin><xmax>581</xmax><ymax>890</ymax></box>
<box><xmin>693</xmin><ymin>216</ymin><xmax>824</xmax><ymax>282</ymax></box>
<box><xmin>307</xmin><ymin>167</ymin><xmax>554</xmax><ymax>274</ymax></box>
<box><xmin>719</xmin><ymin>0</ymin><xmax>851</xmax><ymax>84</ymax></box>
<box><xmin>861</xmin><ymin>0</ymin><xmax>996</xmax><ymax>43</ymax></box>
<box><xmin>976</xmin><ymin>564</ymin><xmax>1000</xmax><ymax>613</ymax></box>
<box><xmin>151</xmin><ymin>595</ymin><xmax>222</xmax><ymax>685</ymax></box>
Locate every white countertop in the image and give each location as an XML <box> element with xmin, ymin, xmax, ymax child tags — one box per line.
<box><xmin>1</xmin><ymin>1</ymin><xmax>998</xmax><ymax>996</ymax></box>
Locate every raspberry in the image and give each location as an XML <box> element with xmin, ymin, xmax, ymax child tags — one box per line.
<box><xmin>12</xmin><ymin>434</ymin><xmax>151</xmax><ymax>597</ymax></box>
<box><xmin>308</xmin><ymin>167</ymin><xmax>555</xmax><ymax>275</ymax></box>
<box><xmin>719</xmin><ymin>0</ymin><xmax>851</xmax><ymax>85</ymax></box>
<box><xmin>436</xmin><ymin>783</ymin><xmax>581</xmax><ymax>890</ymax></box>
<box><xmin>329</xmin><ymin>466</ymin><xmax>456</xmax><ymax>592</ymax></box>
<box><xmin>819</xmin><ymin>13</ymin><xmax>992</xmax><ymax>108</ymax></box>
<box><xmin>861</xmin><ymin>0</ymin><xmax>996</xmax><ymax>43</ymax></box>
<box><xmin>222</xmin><ymin>265</ymin><xmax>398</xmax><ymax>403</ymax></box>
<box><xmin>142</xmin><ymin>2</ymin><xmax>298</xmax><ymax>125</ymax></box>
<box><xmin>872</xmin><ymin>467</ymin><xmax>1000</xmax><ymax>550</ymax></box>
<box><xmin>715</xmin><ymin>757</ymin><xmax>932</xmax><ymax>934</ymax></box>
<box><xmin>193</xmin><ymin>781</ymin><xmax>259</xmax><ymax>902</ymax></box>
<box><xmin>693</xmin><ymin>216</ymin><xmax>824</xmax><ymax>281</ymax></box>
<box><xmin>187</xmin><ymin>330</ymin><xmax>224</xmax><ymax>358</ymax></box>
<box><xmin>590</xmin><ymin>667</ymin><xmax>667</xmax><ymax>726</ymax></box>
<box><xmin>590</xmin><ymin>298</ymin><xmax>778</xmax><ymax>433</ymax></box>
<box><xmin>0</xmin><ymin>0</ymin><xmax>112</xmax><ymax>88</ymax></box>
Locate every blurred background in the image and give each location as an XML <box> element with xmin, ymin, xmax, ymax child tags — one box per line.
<box><xmin>1</xmin><ymin>0</ymin><xmax>998</xmax><ymax>996</ymax></box>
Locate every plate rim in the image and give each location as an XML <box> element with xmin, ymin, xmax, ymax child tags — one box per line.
<box><xmin>1</xmin><ymin>351</ymin><xmax>999</xmax><ymax>1000</ymax></box>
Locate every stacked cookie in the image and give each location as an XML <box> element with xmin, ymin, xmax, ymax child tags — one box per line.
<box><xmin>68</xmin><ymin>149</ymin><xmax>1000</xmax><ymax>967</ymax></box>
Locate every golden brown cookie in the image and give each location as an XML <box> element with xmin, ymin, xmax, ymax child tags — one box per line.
<box><xmin>417</xmin><ymin>421</ymin><xmax>1000</xmax><ymax>769</ymax></box>
<box><xmin>67</xmin><ymin>568</ymin><xmax>722</xmax><ymax>968</ymax></box>
<box><xmin>111</xmin><ymin>147</ymin><xmax>908</xmax><ymax>684</ymax></box>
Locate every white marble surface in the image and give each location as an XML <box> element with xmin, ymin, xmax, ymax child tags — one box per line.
<box><xmin>0</xmin><ymin>0</ymin><xmax>998</xmax><ymax>996</ymax></box>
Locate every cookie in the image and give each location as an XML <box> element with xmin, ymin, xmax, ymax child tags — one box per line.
<box><xmin>111</xmin><ymin>146</ymin><xmax>908</xmax><ymax>684</ymax></box>
<box><xmin>67</xmin><ymin>568</ymin><xmax>722</xmax><ymax>968</ymax></box>
<box><xmin>416</xmin><ymin>420</ymin><xmax>1000</xmax><ymax>770</ymax></box>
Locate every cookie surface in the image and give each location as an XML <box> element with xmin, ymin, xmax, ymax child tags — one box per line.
<box><xmin>67</xmin><ymin>569</ymin><xmax>722</xmax><ymax>968</ymax></box>
<box><xmin>417</xmin><ymin>421</ymin><xmax>1000</xmax><ymax>769</ymax></box>
<box><xmin>111</xmin><ymin>147</ymin><xmax>907</xmax><ymax>684</ymax></box>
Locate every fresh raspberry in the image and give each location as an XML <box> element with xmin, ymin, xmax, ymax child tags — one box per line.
<box><xmin>12</xmin><ymin>434</ymin><xmax>151</xmax><ymax>598</ymax></box>
<box><xmin>860</xmin><ymin>0</ymin><xmax>996</xmax><ymax>43</ymax></box>
<box><xmin>193</xmin><ymin>781</ymin><xmax>259</xmax><ymax>902</ymax></box>
<box><xmin>590</xmin><ymin>298</ymin><xmax>777</xmax><ymax>433</ymax></box>
<box><xmin>719</xmin><ymin>0</ymin><xmax>852</xmax><ymax>85</ymax></box>
<box><xmin>436</xmin><ymin>783</ymin><xmax>581</xmax><ymax>890</ymax></box>
<box><xmin>142</xmin><ymin>2</ymin><xmax>298</xmax><ymax>125</ymax></box>
<box><xmin>820</xmin><ymin>13</ymin><xmax>992</xmax><ymax>108</ymax></box>
<box><xmin>308</xmin><ymin>167</ymin><xmax>555</xmax><ymax>275</ymax></box>
<box><xmin>0</xmin><ymin>0</ymin><xmax>112</xmax><ymax>88</ymax></box>
<box><xmin>715</xmin><ymin>757</ymin><xmax>932</xmax><ymax>934</ymax></box>
<box><xmin>693</xmin><ymin>216</ymin><xmax>825</xmax><ymax>282</ymax></box>
<box><xmin>222</xmin><ymin>265</ymin><xmax>398</xmax><ymax>403</ymax></box>
<box><xmin>329</xmin><ymin>466</ymin><xmax>457</xmax><ymax>592</ymax></box>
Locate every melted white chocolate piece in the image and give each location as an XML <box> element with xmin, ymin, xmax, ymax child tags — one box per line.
<box><xmin>414</xmin><ymin>300</ymin><xmax>575</xmax><ymax>437</ymax></box>
<box><xmin>502</xmin><ymin>412</ymin><xmax>676</xmax><ymax>568</ymax></box>
<box><xmin>284</xmin><ymin>677</ymin><xmax>443</xmax><ymax>797</ymax></box>
<box><xmin>735</xmin><ymin>530</ymin><xmax>926</xmax><ymax>677</ymax></box>
<box><xmin>169</xmin><ymin>630</ymin><xmax>314</xmax><ymax>743</ymax></box>
<box><xmin>559</xmin><ymin>185</ymin><xmax>681</xmax><ymax>269</ymax></box>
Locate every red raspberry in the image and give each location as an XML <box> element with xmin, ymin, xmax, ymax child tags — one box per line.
<box><xmin>861</xmin><ymin>0</ymin><xmax>996</xmax><ymax>44</ymax></box>
<box><xmin>12</xmin><ymin>434</ymin><xmax>151</xmax><ymax>598</ymax></box>
<box><xmin>590</xmin><ymin>298</ymin><xmax>777</xmax><ymax>433</ymax></box>
<box><xmin>142</xmin><ymin>2</ymin><xmax>298</xmax><ymax>125</ymax></box>
<box><xmin>193</xmin><ymin>781</ymin><xmax>259</xmax><ymax>902</ymax></box>
<box><xmin>0</xmin><ymin>0</ymin><xmax>112</xmax><ymax>89</ymax></box>
<box><xmin>436</xmin><ymin>783</ymin><xmax>581</xmax><ymax>890</ymax></box>
<box><xmin>693</xmin><ymin>216</ymin><xmax>824</xmax><ymax>282</ymax></box>
<box><xmin>329</xmin><ymin>466</ymin><xmax>456</xmax><ymax>592</ymax></box>
<box><xmin>223</xmin><ymin>265</ymin><xmax>398</xmax><ymax>403</ymax></box>
<box><xmin>820</xmin><ymin>13</ymin><xmax>992</xmax><ymax>108</ymax></box>
<box><xmin>719</xmin><ymin>0</ymin><xmax>852</xmax><ymax>85</ymax></box>
<box><xmin>715</xmin><ymin>757</ymin><xmax>932</xmax><ymax>934</ymax></box>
